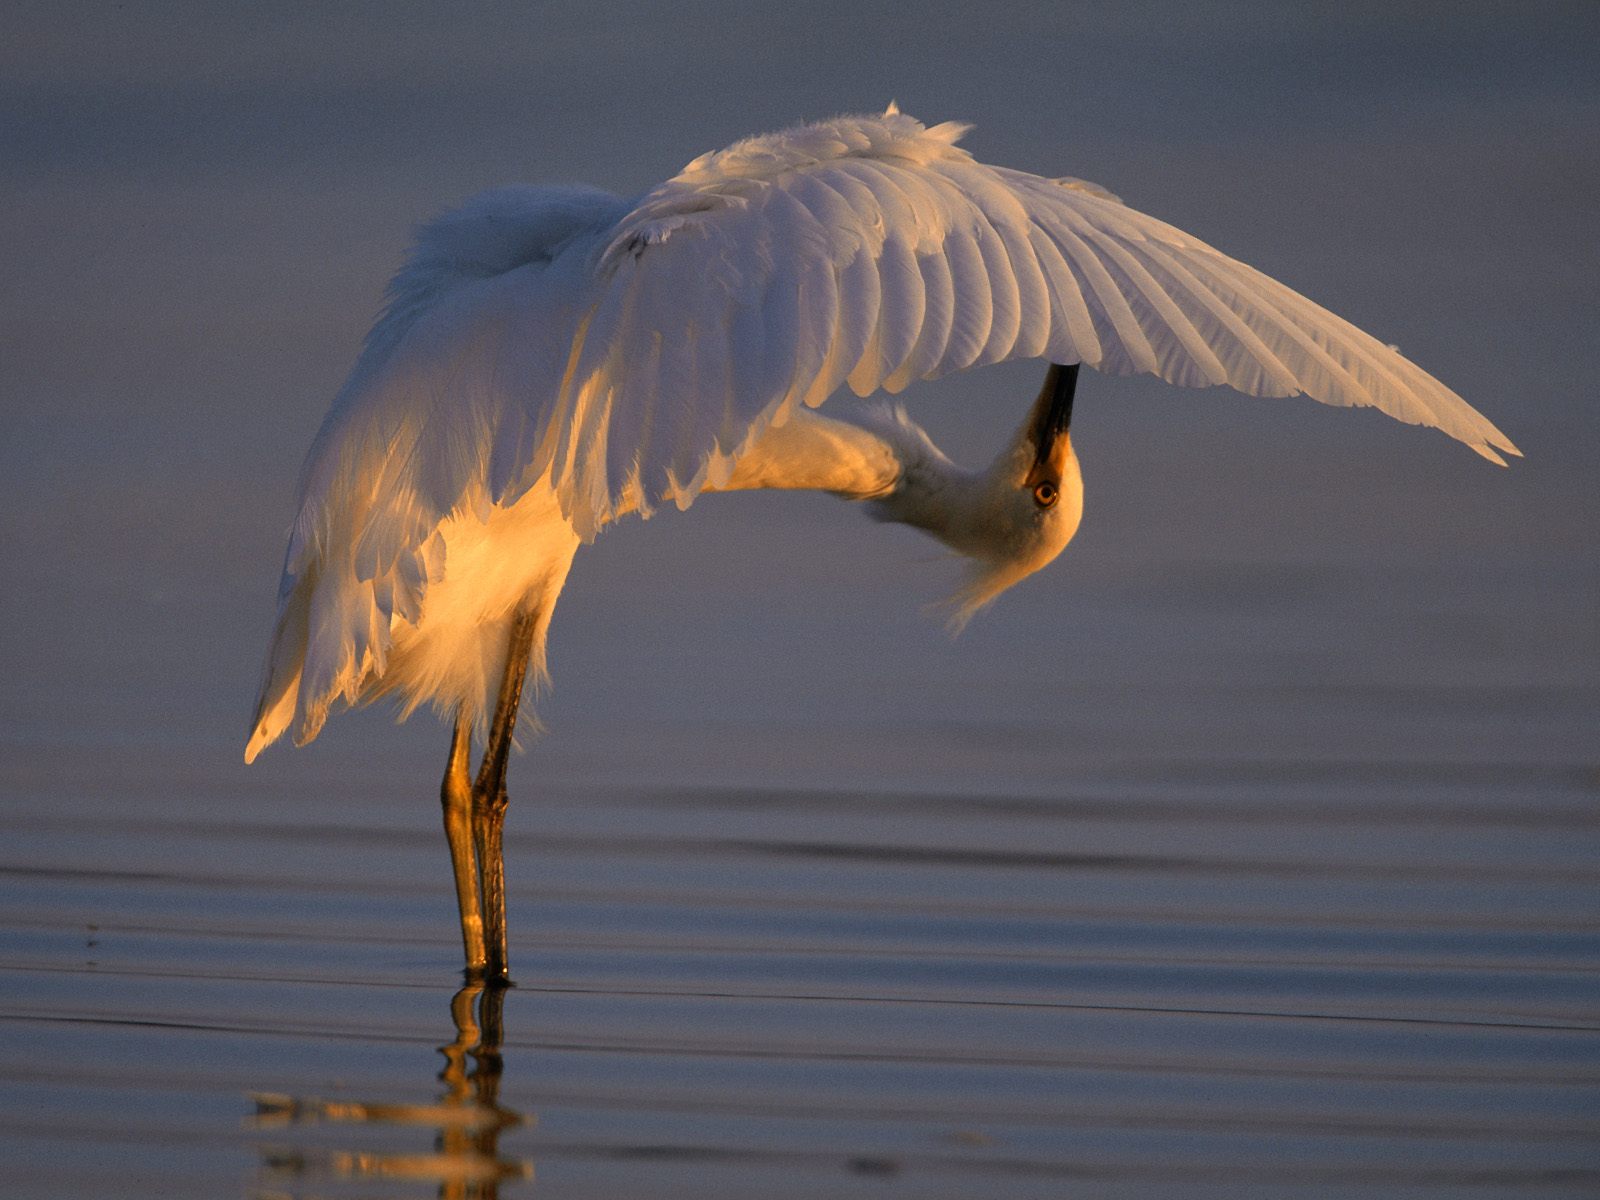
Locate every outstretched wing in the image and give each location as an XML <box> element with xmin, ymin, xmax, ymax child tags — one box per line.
<box><xmin>250</xmin><ymin>111</ymin><xmax>1520</xmax><ymax>758</ymax></box>
<box><xmin>522</xmin><ymin>108</ymin><xmax>1516</xmax><ymax>537</ymax></box>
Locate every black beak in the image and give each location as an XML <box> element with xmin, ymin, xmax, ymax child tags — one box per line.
<box><xmin>1029</xmin><ymin>362</ymin><xmax>1079</xmax><ymax>468</ymax></box>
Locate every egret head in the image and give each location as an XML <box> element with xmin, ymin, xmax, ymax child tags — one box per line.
<box><xmin>937</xmin><ymin>363</ymin><xmax>1084</xmax><ymax>629</ymax></box>
<box><xmin>870</xmin><ymin>364</ymin><xmax>1084</xmax><ymax>630</ymax></box>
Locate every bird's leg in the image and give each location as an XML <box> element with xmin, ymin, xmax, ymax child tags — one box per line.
<box><xmin>441</xmin><ymin>715</ymin><xmax>487</xmax><ymax>978</ymax></box>
<box><xmin>472</xmin><ymin>608</ymin><xmax>540</xmax><ymax>983</ymax></box>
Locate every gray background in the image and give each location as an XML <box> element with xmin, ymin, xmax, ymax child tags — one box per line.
<box><xmin>2</xmin><ymin>0</ymin><xmax>1594</xmax><ymax>789</ymax></box>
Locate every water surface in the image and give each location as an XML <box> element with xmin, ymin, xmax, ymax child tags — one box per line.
<box><xmin>1</xmin><ymin>4</ymin><xmax>1596</xmax><ymax>1196</ymax></box>
<box><xmin>2</xmin><ymin>742</ymin><xmax>1596</xmax><ymax>1198</ymax></box>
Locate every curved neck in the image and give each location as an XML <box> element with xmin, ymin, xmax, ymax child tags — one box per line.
<box><xmin>705</xmin><ymin>407</ymin><xmax>903</xmax><ymax>499</ymax></box>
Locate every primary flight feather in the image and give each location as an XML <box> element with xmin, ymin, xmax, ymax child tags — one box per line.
<box><xmin>245</xmin><ymin>108</ymin><xmax>1517</xmax><ymax>980</ymax></box>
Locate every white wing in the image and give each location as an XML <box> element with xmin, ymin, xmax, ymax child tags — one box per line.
<box><xmin>252</xmin><ymin>111</ymin><xmax>1520</xmax><ymax>755</ymax></box>
<box><xmin>248</xmin><ymin>185</ymin><xmax>626</xmax><ymax>757</ymax></box>
<box><xmin>291</xmin><ymin>109</ymin><xmax>1519</xmax><ymax>569</ymax></box>
<box><xmin>519</xmin><ymin>109</ymin><xmax>1516</xmax><ymax>538</ymax></box>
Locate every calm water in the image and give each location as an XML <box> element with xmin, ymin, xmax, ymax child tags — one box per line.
<box><xmin>3</xmin><ymin>4</ymin><xmax>1598</xmax><ymax>1196</ymax></box>
<box><xmin>1</xmin><ymin>737</ymin><xmax>1596</xmax><ymax>1198</ymax></box>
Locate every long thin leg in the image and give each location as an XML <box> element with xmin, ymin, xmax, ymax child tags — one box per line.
<box><xmin>473</xmin><ymin>608</ymin><xmax>540</xmax><ymax>983</ymax></box>
<box><xmin>442</xmin><ymin>715</ymin><xmax>487</xmax><ymax>977</ymax></box>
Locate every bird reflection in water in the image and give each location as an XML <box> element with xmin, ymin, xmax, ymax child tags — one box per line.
<box><xmin>250</xmin><ymin>984</ymin><xmax>532</xmax><ymax>1196</ymax></box>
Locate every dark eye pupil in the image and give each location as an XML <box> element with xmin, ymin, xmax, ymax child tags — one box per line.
<box><xmin>1034</xmin><ymin>482</ymin><xmax>1057</xmax><ymax>506</ymax></box>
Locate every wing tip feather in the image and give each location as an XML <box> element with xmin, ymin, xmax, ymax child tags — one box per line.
<box><xmin>1471</xmin><ymin>432</ymin><xmax>1522</xmax><ymax>467</ymax></box>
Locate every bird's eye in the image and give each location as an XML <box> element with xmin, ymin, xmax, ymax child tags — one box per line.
<box><xmin>1032</xmin><ymin>480</ymin><xmax>1059</xmax><ymax>509</ymax></box>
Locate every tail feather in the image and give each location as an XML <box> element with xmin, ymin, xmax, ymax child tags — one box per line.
<box><xmin>244</xmin><ymin>566</ymin><xmax>315</xmax><ymax>763</ymax></box>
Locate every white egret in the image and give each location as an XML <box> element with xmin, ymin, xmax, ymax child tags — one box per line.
<box><xmin>245</xmin><ymin>108</ymin><xmax>1518</xmax><ymax>981</ymax></box>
